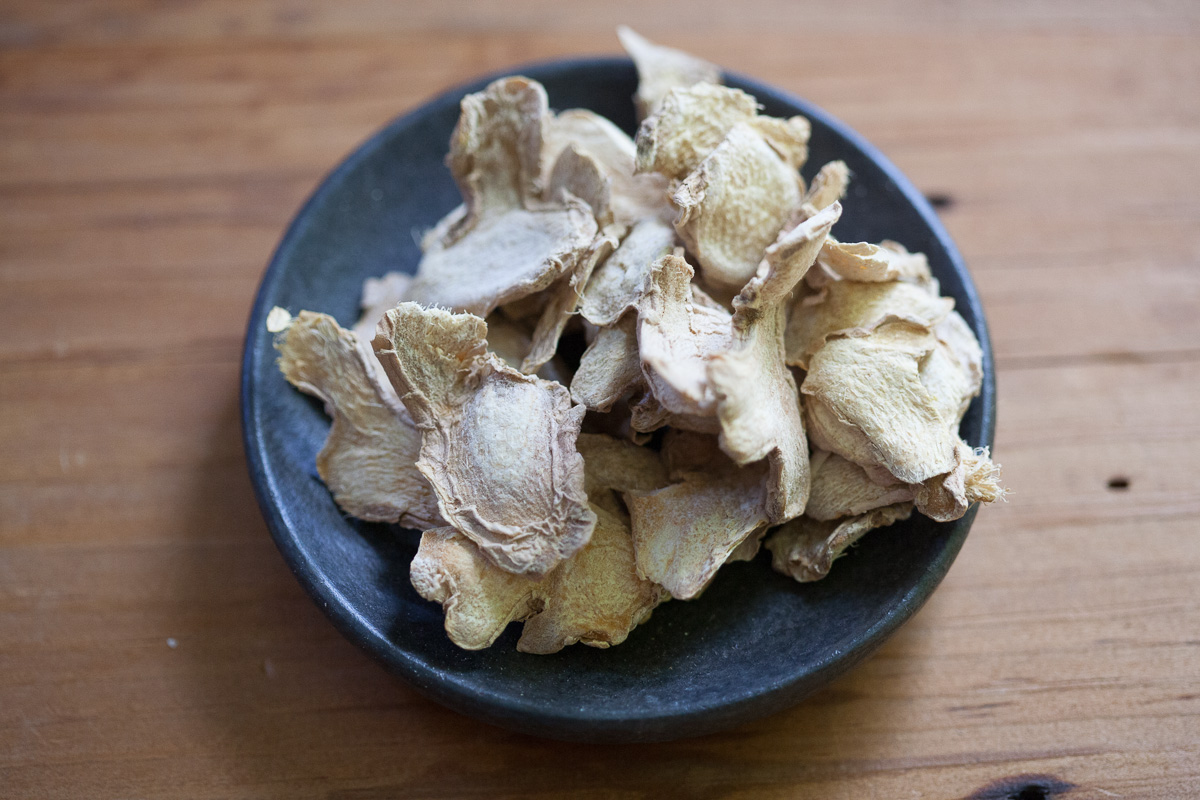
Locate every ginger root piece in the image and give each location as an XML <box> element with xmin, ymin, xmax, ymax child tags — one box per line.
<box><xmin>269</xmin><ymin>308</ymin><xmax>442</xmax><ymax>529</ymax></box>
<box><xmin>580</xmin><ymin>218</ymin><xmax>677</xmax><ymax>327</ymax></box>
<box><xmin>544</xmin><ymin>108</ymin><xmax>673</xmax><ymax>225</ymax></box>
<box><xmin>709</xmin><ymin>202</ymin><xmax>841</xmax><ymax>522</ymax></box>
<box><xmin>800</xmin><ymin>160</ymin><xmax>849</xmax><ymax>216</ymax></box>
<box><xmin>806</xmin><ymin>452</ymin><xmax>915</xmax><ymax>522</ymax></box>
<box><xmin>914</xmin><ymin>440</ymin><xmax>1004</xmax><ymax>522</ymax></box>
<box><xmin>820</xmin><ymin>239</ymin><xmax>934</xmax><ymax>285</ymax></box>
<box><xmin>375</xmin><ymin>303</ymin><xmax>595</xmax><ymax>578</ymax></box>
<box><xmin>674</xmin><ymin>123</ymin><xmax>805</xmax><ymax>292</ymax></box>
<box><xmin>617</xmin><ymin>25</ymin><xmax>721</xmax><ymax>120</ymax></box>
<box><xmin>766</xmin><ymin>503</ymin><xmax>913</xmax><ymax>582</ymax></box>
<box><xmin>411</xmin><ymin>504</ymin><xmax>667</xmax><ymax>653</ymax></box>
<box><xmin>576</xmin><ymin>432</ymin><xmax>670</xmax><ymax>516</ymax></box>
<box><xmin>405</xmin><ymin>77</ymin><xmax>599</xmax><ymax>316</ymax></box>
<box><xmin>748</xmin><ymin>115</ymin><xmax>812</xmax><ymax>171</ymax></box>
<box><xmin>785</xmin><ymin>279</ymin><xmax>953</xmax><ymax>370</ymax></box>
<box><xmin>802</xmin><ymin>323</ymin><xmax>958</xmax><ymax>485</ymax></box>
<box><xmin>637</xmin><ymin>254</ymin><xmax>733</xmax><ymax>417</ymax></box>
<box><xmin>634</xmin><ymin>83</ymin><xmax>759</xmax><ymax>179</ymax></box>
<box><xmin>628</xmin><ymin>458</ymin><xmax>770</xmax><ymax>600</ymax></box>
<box><xmin>571</xmin><ymin>312</ymin><xmax>644</xmax><ymax>411</ymax></box>
<box><xmin>628</xmin><ymin>390</ymin><xmax>723</xmax><ymax>435</ymax></box>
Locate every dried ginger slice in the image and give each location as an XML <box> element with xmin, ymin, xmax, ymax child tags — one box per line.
<box><xmin>634</xmin><ymin>83</ymin><xmax>759</xmax><ymax>180</ymax></box>
<box><xmin>580</xmin><ymin>218</ymin><xmax>676</xmax><ymax>327</ymax></box>
<box><xmin>637</xmin><ymin>253</ymin><xmax>733</xmax><ymax>417</ymax></box>
<box><xmin>374</xmin><ymin>303</ymin><xmax>594</xmax><ymax>578</ymax></box>
<box><xmin>268</xmin><ymin>308</ymin><xmax>441</xmax><ymax>529</ymax></box>
<box><xmin>799</xmin><ymin>160</ymin><xmax>849</xmax><ymax>218</ymax></box>
<box><xmin>405</xmin><ymin>78</ymin><xmax>598</xmax><ymax>316</ymax></box>
<box><xmin>617</xmin><ymin>25</ymin><xmax>721</xmax><ymax>120</ymax></box>
<box><xmin>820</xmin><ymin>239</ymin><xmax>934</xmax><ymax>285</ymax></box>
<box><xmin>805</xmin><ymin>451</ymin><xmax>915</xmax><ymax>522</ymax></box>
<box><xmin>627</xmin><ymin>457</ymin><xmax>770</xmax><ymax>600</ymax></box>
<box><xmin>802</xmin><ymin>322</ymin><xmax>958</xmax><ymax>485</ymax></box>
<box><xmin>709</xmin><ymin>202</ymin><xmax>841</xmax><ymax>522</ymax></box>
<box><xmin>674</xmin><ymin>122</ymin><xmax>805</xmax><ymax>292</ymax></box>
<box><xmin>765</xmin><ymin>502</ymin><xmax>913</xmax><ymax>582</ymax></box>
<box><xmin>914</xmin><ymin>440</ymin><xmax>1004</xmax><ymax>522</ymax></box>
<box><xmin>785</xmin><ymin>279</ymin><xmax>954</xmax><ymax>369</ymax></box>
<box><xmin>571</xmin><ymin>312</ymin><xmax>643</xmax><ymax>411</ymax></box>
<box><xmin>928</xmin><ymin>309</ymin><xmax>983</xmax><ymax>424</ymax></box>
<box><xmin>411</xmin><ymin>502</ymin><xmax>666</xmax><ymax>653</ymax></box>
<box><xmin>543</xmin><ymin>108</ymin><xmax>673</xmax><ymax>225</ymax></box>
<box><xmin>628</xmin><ymin>389</ymin><xmax>723</xmax><ymax>435</ymax></box>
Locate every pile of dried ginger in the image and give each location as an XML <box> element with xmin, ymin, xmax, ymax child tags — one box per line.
<box><xmin>268</xmin><ymin>28</ymin><xmax>1003</xmax><ymax>654</ymax></box>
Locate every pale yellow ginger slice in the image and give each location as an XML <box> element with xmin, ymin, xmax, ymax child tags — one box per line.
<box><xmin>580</xmin><ymin>218</ymin><xmax>677</xmax><ymax>327</ymax></box>
<box><xmin>801</xmin><ymin>160</ymin><xmax>849</xmax><ymax>216</ymax></box>
<box><xmin>929</xmin><ymin>309</ymin><xmax>983</xmax><ymax>423</ymax></box>
<box><xmin>766</xmin><ymin>503</ymin><xmax>913</xmax><ymax>582</ymax></box>
<box><xmin>674</xmin><ymin>123</ymin><xmax>805</xmax><ymax>292</ymax></box>
<box><xmin>634</xmin><ymin>83</ymin><xmax>759</xmax><ymax>179</ymax></box>
<box><xmin>405</xmin><ymin>78</ymin><xmax>599</xmax><ymax>316</ymax></box>
<box><xmin>709</xmin><ymin>202</ymin><xmax>841</xmax><ymax>523</ymax></box>
<box><xmin>571</xmin><ymin>312</ymin><xmax>643</xmax><ymax>411</ymax></box>
<box><xmin>522</xmin><ymin>220</ymin><xmax>624</xmax><ymax>374</ymax></box>
<box><xmin>914</xmin><ymin>440</ymin><xmax>1004</xmax><ymax>522</ymax></box>
<box><xmin>410</xmin><ymin>503</ymin><xmax>667</xmax><ymax>653</ymax></box>
<box><xmin>820</xmin><ymin>239</ymin><xmax>934</xmax><ymax>285</ymax></box>
<box><xmin>543</xmin><ymin>109</ymin><xmax>673</xmax><ymax>225</ymax></box>
<box><xmin>638</xmin><ymin>253</ymin><xmax>733</xmax><ymax>417</ymax></box>
<box><xmin>374</xmin><ymin>303</ymin><xmax>595</xmax><ymax>578</ymax></box>
<box><xmin>746</xmin><ymin>115</ymin><xmax>811</xmax><ymax>171</ymax></box>
<box><xmin>627</xmin><ymin>459</ymin><xmax>770</xmax><ymax>600</ymax></box>
<box><xmin>545</xmin><ymin>145</ymin><xmax>613</xmax><ymax>225</ymax></box>
<box><xmin>802</xmin><ymin>322</ymin><xmax>958</xmax><ymax>485</ymax></box>
<box><xmin>268</xmin><ymin>308</ymin><xmax>442</xmax><ymax>529</ymax></box>
<box><xmin>806</xmin><ymin>451</ymin><xmax>915</xmax><ymax>522</ymax></box>
<box><xmin>617</xmin><ymin>25</ymin><xmax>721</xmax><ymax>120</ymax></box>
<box><xmin>786</xmin><ymin>279</ymin><xmax>954</xmax><ymax>369</ymax></box>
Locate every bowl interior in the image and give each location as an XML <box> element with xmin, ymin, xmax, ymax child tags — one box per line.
<box><xmin>241</xmin><ymin>58</ymin><xmax>995</xmax><ymax>743</ymax></box>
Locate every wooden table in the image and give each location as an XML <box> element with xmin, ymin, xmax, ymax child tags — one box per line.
<box><xmin>3</xmin><ymin>2</ymin><xmax>1198</xmax><ymax>797</ymax></box>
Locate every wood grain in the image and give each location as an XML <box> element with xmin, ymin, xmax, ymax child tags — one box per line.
<box><xmin>1</xmin><ymin>2</ymin><xmax>1198</xmax><ymax>798</ymax></box>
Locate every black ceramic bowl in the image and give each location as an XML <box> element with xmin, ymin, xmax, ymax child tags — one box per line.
<box><xmin>241</xmin><ymin>57</ymin><xmax>995</xmax><ymax>743</ymax></box>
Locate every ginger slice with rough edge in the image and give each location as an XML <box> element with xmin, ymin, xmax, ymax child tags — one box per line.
<box><xmin>673</xmin><ymin>122</ymin><xmax>805</xmax><ymax>292</ymax></box>
<box><xmin>405</xmin><ymin>77</ymin><xmax>598</xmax><ymax>316</ymax></box>
<box><xmin>627</xmin><ymin>455</ymin><xmax>770</xmax><ymax>600</ymax></box>
<box><xmin>617</xmin><ymin>25</ymin><xmax>721</xmax><ymax>120</ymax></box>
<box><xmin>785</xmin><ymin>279</ymin><xmax>954</xmax><ymax>370</ymax></box>
<box><xmin>580</xmin><ymin>217</ymin><xmax>677</xmax><ymax>328</ymax></box>
<box><xmin>799</xmin><ymin>160</ymin><xmax>850</xmax><ymax>218</ymax></box>
<box><xmin>709</xmin><ymin>202</ymin><xmax>840</xmax><ymax>523</ymax></box>
<box><xmin>571</xmin><ymin>312</ymin><xmax>643</xmax><ymax>411</ymax></box>
<box><xmin>914</xmin><ymin>439</ymin><xmax>1004</xmax><ymax>522</ymax></box>
<box><xmin>820</xmin><ymin>239</ymin><xmax>934</xmax><ymax>285</ymax></box>
<box><xmin>801</xmin><ymin>322</ymin><xmax>958</xmax><ymax>485</ymax></box>
<box><xmin>522</xmin><ymin>218</ymin><xmax>624</xmax><ymax>375</ymax></box>
<box><xmin>766</xmin><ymin>502</ymin><xmax>913</xmax><ymax>582</ymax></box>
<box><xmin>747</xmin><ymin>115</ymin><xmax>812</xmax><ymax>171</ymax></box>
<box><xmin>374</xmin><ymin>303</ymin><xmax>595</xmax><ymax>578</ymax></box>
<box><xmin>543</xmin><ymin>108</ymin><xmax>673</xmax><ymax>225</ymax></box>
<box><xmin>929</xmin><ymin>309</ymin><xmax>983</xmax><ymax>423</ymax></box>
<box><xmin>268</xmin><ymin>308</ymin><xmax>442</xmax><ymax>530</ymax></box>
<box><xmin>634</xmin><ymin>83</ymin><xmax>759</xmax><ymax>180</ymax></box>
<box><xmin>806</xmin><ymin>451</ymin><xmax>916</xmax><ymax>522</ymax></box>
<box><xmin>410</xmin><ymin>503</ymin><xmax>666</xmax><ymax>653</ymax></box>
<box><xmin>637</xmin><ymin>253</ymin><xmax>733</xmax><ymax>417</ymax></box>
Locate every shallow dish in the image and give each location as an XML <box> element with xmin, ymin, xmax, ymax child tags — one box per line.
<box><xmin>241</xmin><ymin>57</ymin><xmax>995</xmax><ymax>743</ymax></box>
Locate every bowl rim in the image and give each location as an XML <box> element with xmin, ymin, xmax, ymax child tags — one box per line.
<box><xmin>240</xmin><ymin>55</ymin><xmax>996</xmax><ymax>740</ymax></box>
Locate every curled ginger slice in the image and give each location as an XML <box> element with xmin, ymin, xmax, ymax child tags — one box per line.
<box><xmin>374</xmin><ymin>303</ymin><xmax>594</xmax><ymax>578</ymax></box>
<box><xmin>268</xmin><ymin>308</ymin><xmax>442</xmax><ymax>529</ymax></box>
